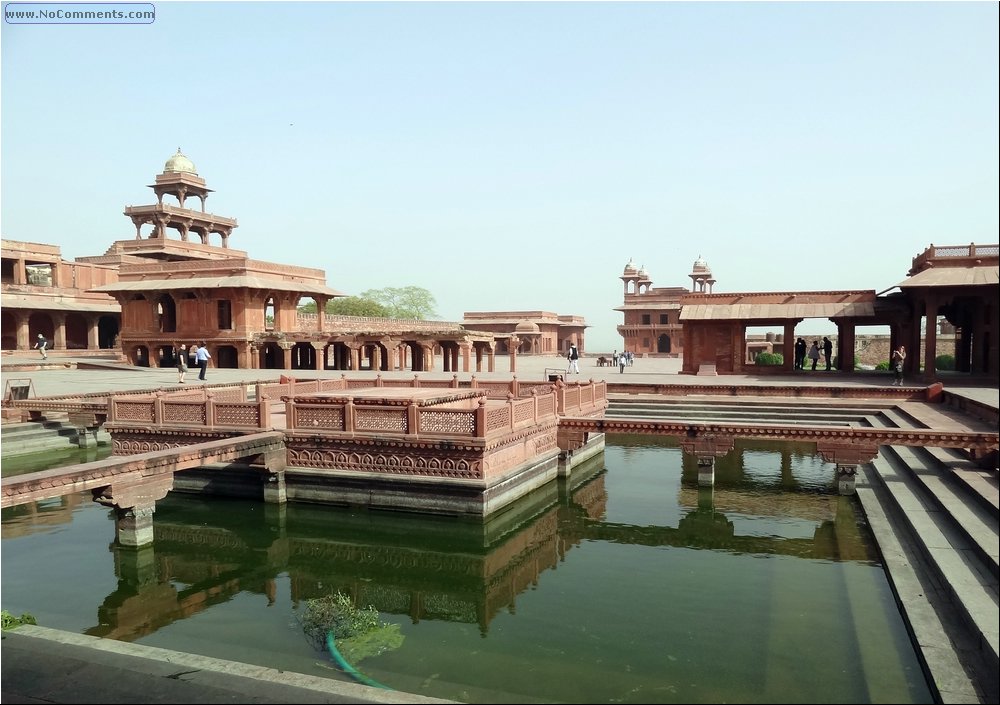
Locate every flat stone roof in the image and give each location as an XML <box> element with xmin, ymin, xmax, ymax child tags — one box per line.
<box><xmin>301</xmin><ymin>388</ymin><xmax>486</xmax><ymax>407</ymax></box>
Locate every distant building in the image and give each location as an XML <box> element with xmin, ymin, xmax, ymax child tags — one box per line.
<box><xmin>614</xmin><ymin>257</ymin><xmax>709</xmax><ymax>356</ymax></box>
<box><xmin>1</xmin><ymin>239</ymin><xmax>121</xmax><ymax>352</ymax></box>
<box><xmin>462</xmin><ymin>311</ymin><xmax>587</xmax><ymax>356</ymax></box>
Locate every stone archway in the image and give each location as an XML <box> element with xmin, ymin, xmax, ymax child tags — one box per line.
<box><xmin>131</xmin><ymin>345</ymin><xmax>151</xmax><ymax>367</ymax></box>
<box><xmin>216</xmin><ymin>345</ymin><xmax>239</xmax><ymax>369</ymax></box>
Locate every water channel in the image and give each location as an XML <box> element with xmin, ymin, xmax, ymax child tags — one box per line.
<box><xmin>0</xmin><ymin>436</ymin><xmax>933</xmax><ymax>703</ymax></box>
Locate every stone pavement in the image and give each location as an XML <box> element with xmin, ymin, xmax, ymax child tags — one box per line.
<box><xmin>2</xmin><ymin>352</ymin><xmax>997</xmax><ymax>704</ymax></box>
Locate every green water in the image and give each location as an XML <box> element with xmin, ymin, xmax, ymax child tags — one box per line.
<box><xmin>0</xmin><ymin>436</ymin><xmax>932</xmax><ymax>703</ymax></box>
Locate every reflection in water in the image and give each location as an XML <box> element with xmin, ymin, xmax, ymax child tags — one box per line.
<box><xmin>1</xmin><ymin>438</ymin><xmax>932</xmax><ymax>704</ymax></box>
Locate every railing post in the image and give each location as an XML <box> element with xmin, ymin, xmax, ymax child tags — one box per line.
<box><xmin>258</xmin><ymin>394</ymin><xmax>269</xmax><ymax>429</ymax></box>
<box><xmin>475</xmin><ymin>397</ymin><xmax>487</xmax><ymax>438</ymax></box>
<box><xmin>206</xmin><ymin>391</ymin><xmax>216</xmax><ymax>427</ymax></box>
<box><xmin>451</xmin><ymin>374</ymin><xmax>459</xmax><ymax>388</ymax></box>
<box><xmin>344</xmin><ymin>399</ymin><xmax>355</xmax><ymax>433</ymax></box>
<box><xmin>470</xmin><ymin>375</ymin><xmax>478</xmax><ymax>389</ymax></box>
<box><xmin>407</xmin><ymin>401</ymin><xmax>419</xmax><ymax>435</ymax></box>
<box><xmin>108</xmin><ymin>396</ymin><xmax>118</xmax><ymax>423</ymax></box>
<box><xmin>284</xmin><ymin>395</ymin><xmax>295</xmax><ymax>429</ymax></box>
<box><xmin>376</xmin><ymin>374</ymin><xmax>383</xmax><ymax>388</ymax></box>
<box><xmin>153</xmin><ymin>390</ymin><xmax>164</xmax><ymax>425</ymax></box>
<box><xmin>511</xmin><ymin>376</ymin><xmax>519</xmax><ymax>397</ymax></box>
<box><xmin>507</xmin><ymin>393</ymin><xmax>515</xmax><ymax>433</ymax></box>
<box><xmin>412</xmin><ymin>374</ymin><xmax>420</xmax><ymax>388</ymax></box>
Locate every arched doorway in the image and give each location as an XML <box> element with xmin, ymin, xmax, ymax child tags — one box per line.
<box><xmin>216</xmin><ymin>345</ymin><xmax>239</xmax><ymax>369</ymax></box>
<box><xmin>292</xmin><ymin>342</ymin><xmax>315</xmax><ymax>370</ymax></box>
<box><xmin>259</xmin><ymin>342</ymin><xmax>283</xmax><ymax>369</ymax></box>
<box><xmin>98</xmin><ymin>316</ymin><xmax>119</xmax><ymax>349</ymax></box>
<box><xmin>131</xmin><ymin>345</ymin><xmax>150</xmax><ymax>367</ymax></box>
<box><xmin>657</xmin><ymin>334</ymin><xmax>672</xmax><ymax>354</ymax></box>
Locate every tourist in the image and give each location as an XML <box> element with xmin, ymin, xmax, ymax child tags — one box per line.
<box><xmin>177</xmin><ymin>344</ymin><xmax>188</xmax><ymax>384</ymax></box>
<box><xmin>33</xmin><ymin>333</ymin><xmax>48</xmax><ymax>360</ymax></box>
<box><xmin>196</xmin><ymin>342</ymin><xmax>211</xmax><ymax>381</ymax></box>
<box><xmin>619</xmin><ymin>351</ymin><xmax>627</xmax><ymax>374</ymax></box>
<box><xmin>566</xmin><ymin>344</ymin><xmax>580</xmax><ymax>374</ymax></box>
<box><xmin>794</xmin><ymin>338</ymin><xmax>806</xmax><ymax>370</ymax></box>
<box><xmin>891</xmin><ymin>345</ymin><xmax>906</xmax><ymax>386</ymax></box>
<box><xmin>807</xmin><ymin>341</ymin><xmax>820</xmax><ymax>371</ymax></box>
<box><xmin>822</xmin><ymin>337</ymin><xmax>833</xmax><ymax>371</ymax></box>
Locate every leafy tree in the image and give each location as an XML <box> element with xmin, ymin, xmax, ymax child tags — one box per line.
<box><xmin>359</xmin><ymin>286</ymin><xmax>438</xmax><ymax>320</ymax></box>
<box><xmin>298</xmin><ymin>297</ymin><xmax>390</xmax><ymax>317</ymax></box>
<box><xmin>327</xmin><ymin>297</ymin><xmax>390</xmax><ymax>317</ymax></box>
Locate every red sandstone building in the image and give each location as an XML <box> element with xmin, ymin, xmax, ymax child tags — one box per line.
<box><xmin>461</xmin><ymin>311</ymin><xmax>587</xmax><ymax>356</ymax></box>
<box><xmin>615</xmin><ymin>256</ymin><xmax>715</xmax><ymax>356</ymax></box>
<box><xmin>1</xmin><ymin>240</ymin><xmax>120</xmax><ymax>352</ymax></box>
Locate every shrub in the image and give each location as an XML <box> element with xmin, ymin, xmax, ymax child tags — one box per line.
<box><xmin>1</xmin><ymin>610</ymin><xmax>37</xmax><ymax>630</ymax></box>
<box><xmin>875</xmin><ymin>361</ymin><xmax>891</xmax><ymax>371</ymax></box>
<box><xmin>935</xmin><ymin>354</ymin><xmax>955</xmax><ymax>371</ymax></box>
<box><xmin>754</xmin><ymin>352</ymin><xmax>783</xmax><ymax>366</ymax></box>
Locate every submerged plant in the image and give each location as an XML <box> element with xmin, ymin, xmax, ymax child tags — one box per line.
<box><xmin>299</xmin><ymin>591</ymin><xmax>403</xmax><ymax>663</ymax></box>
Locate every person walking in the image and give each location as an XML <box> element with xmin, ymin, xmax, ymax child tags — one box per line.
<box><xmin>566</xmin><ymin>344</ymin><xmax>580</xmax><ymax>374</ymax></box>
<box><xmin>807</xmin><ymin>341</ymin><xmax>820</xmax><ymax>371</ymax></box>
<box><xmin>822</xmin><ymin>337</ymin><xmax>833</xmax><ymax>371</ymax></box>
<box><xmin>177</xmin><ymin>344</ymin><xmax>188</xmax><ymax>383</ymax></box>
<box><xmin>619</xmin><ymin>351</ymin><xmax>627</xmax><ymax>374</ymax></box>
<box><xmin>891</xmin><ymin>345</ymin><xmax>906</xmax><ymax>386</ymax></box>
<box><xmin>196</xmin><ymin>342</ymin><xmax>211</xmax><ymax>381</ymax></box>
<box><xmin>33</xmin><ymin>333</ymin><xmax>48</xmax><ymax>360</ymax></box>
<box><xmin>794</xmin><ymin>338</ymin><xmax>806</xmax><ymax>370</ymax></box>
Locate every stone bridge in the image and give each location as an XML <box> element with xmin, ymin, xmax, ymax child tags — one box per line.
<box><xmin>1</xmin><ymin>431</ymin><xmax>286</xmax><ymax>545</ymax></box>
<box><xmin>559</xmin><ymin>416</ymin><xmax>1000</xmax><ymax>493</ymax></box>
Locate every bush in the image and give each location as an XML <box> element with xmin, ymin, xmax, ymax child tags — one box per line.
<box><xmin>935</xmin><ymin>354</ymin><xmax>955</xmax><ymax>371</ymax></box>
<box><xmin>875</xmin><ymin>361</ymin><xmax>891</xmax><ymax>371</ymax></box>
<box><xmin>1</xmin><ymin>610</ymin><xmax>37</xmax><ymax>630</ymax></box>
<box><xmin>754</xmin><ymin>352</ymin><xmax>783</xmax><ymax>366</ymax></box>
<box><xmin>831</xmin><ymin>356</ymin><xmax>859</xmax><ymax>371</ymax></box>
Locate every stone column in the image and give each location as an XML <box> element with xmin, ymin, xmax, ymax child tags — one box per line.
<box><xmin>696</xmin><ymin>456</ymin><xmax>716</xmax><ymax>486</ymax></box>
<box><xmin>508</xmin><ymin>336</ymin><xmax>521</xmax><ymax>373</ymax></box>
<box><xmin>923</xmin><ymin>294</ymin><xmax>939</xmax><ymax>381</ymax></box>
<box><xmin>315</xmin><ymin>297</ymin><xmax>328</xmax><ymax>332</ymax></box>
<box><xmin>816</xmin><ymin>441</ymin><xmax>878</xmax><ymax>496</ymax></box>
<box><xmin>837</xmin><ymin>322</ymin><xmax>856</xmax><ymax>372</ymax></box>
<box><xmin>421</xmin><ymin>344</ymin><xmax>436</xmax><ymax>371</ymax></box>
<box><xmin>16</xmin><ymin>313</ymin><xmax>29</xmax><ymax>351</ymax></box>
<box><xmin>311</xmin><ymin>343</ymin><xmax>323</xmax><ymax>370</ymax></box>
<box><xmin>53</xmin><ymin>313</ymin><xmax>67</xmax><ymax>350</ymax></box>
<box><xmin>349</xmin><ymin>344</ymin><xmax>361</xmax><ymax>371</ymax></box>
<box><xmin>114</xmin><ymin>504</ymin><xmax>157</xmax><ymax>547</ymax></box>
<box><xmin>87</xmin><ymin>317</ymin><xmax>100</xmax><ymax>350</ymax></box>
<box><xmin>488</xmin><ymin>346</ymin><xmax>496</xmax><ymax>373</ymax></box>
<box><xmin>782</xmin><ymin>323</ymin><xmax>796</xmax><ymax>372</ymax></box>
<box><xmin>460</xmin><ymin>342</ymin><xmax>472</xmax><ymax>373</ymax></box>
<box><xmin>278</xmin><ymin>342</ymin><xmax>292</xmax><ymax>370</ymax></box>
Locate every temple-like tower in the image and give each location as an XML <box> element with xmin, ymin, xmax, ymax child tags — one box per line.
<box><xmin>124</xmin><ymin>148</ymin><xmax>238</xmax><ymax>247</ymax></box>
<box><xmin>689</xmin><ymin>255</ymin><xmax>716</xmax><ymax>293</ymax></box>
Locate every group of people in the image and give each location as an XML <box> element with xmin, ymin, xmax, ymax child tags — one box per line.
<box><xmin>176</xmin><ymin>342</ymin><xmax>211</xmax><ymax>383</ymax></box>
<box><xmin>567</xmin><ymin>346</ymin><xmax>635</xmax><ymax>374</ymax></box>
<box><xmin>794</xmin><ymin>337</ymin><xmax>833</xmax><ymax>371</ymax></box>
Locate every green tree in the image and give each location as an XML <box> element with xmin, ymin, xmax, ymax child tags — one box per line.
<box><xmin>359</xmin><ymin>286</ymin><xmax>438</xmax><ymax>320</ymax></box>
<box><xmin>327</xmin><ymin>296</ymin><xmax>390</xmax><ymax>317</ymax></box>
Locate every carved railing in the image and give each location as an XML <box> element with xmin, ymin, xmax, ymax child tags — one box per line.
<box><xmin>108</xmin><ymin>391</ymin><xmax>269</xmax><ymax>429</ymax></box>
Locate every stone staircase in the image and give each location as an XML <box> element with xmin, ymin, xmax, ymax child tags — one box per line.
<box><xmin>1</xmin><ymin>415</ymin><xmax>111</xmax><ymax>457</ymax></box>
<box><xmin>606</xmin><ymin>393</ymin><xmax>1000</xmax><ymax>704</ymax></box>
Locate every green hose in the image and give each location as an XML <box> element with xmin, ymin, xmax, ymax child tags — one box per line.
<box><xmin>325</xmin><ymin>631</ymin><xmax>392</xmax><ymax>690</ymax></box>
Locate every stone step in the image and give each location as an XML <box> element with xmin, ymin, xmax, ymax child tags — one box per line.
<box><xmin>884</xmin><ymin>445</ymin><xmax>1000</xmax><ymax>580</ymax></box>
<box><xmin>1</xmin><ymin>420</ymin><xmax>111</xmax><ymax>458</ymax></box>
<box><xmin>923</xmin><ymin>447</ymin><xmax>1000</xmax><ymax>521</ymax></box>
<box><xmin>866</xmin><ymin>449</ymin><xmax>999</xmax><ymax>683</ymax></box>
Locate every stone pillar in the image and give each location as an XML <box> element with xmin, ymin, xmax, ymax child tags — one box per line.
<box><xmin>16</xmin><ymin>313</ymin><xmax>29</xmax><ymax>351</ymax></box>
<box><xmin>311</xmin><ymin>343</ymin><xmax>323</xmax><ymax>370</ymax></box>
<box><xmin>837</xmin><ymin>323</ymin><xmax>856</xmax><ymax>372</ymax></box>
<box><xmin>488</xmin><ymin>346</ymin><xmax>496</xmax><ymax>372</ymax></box>
<box><xmin>923</xmin><ymin>295</ymin><xmax>939</xmax><ymax>381</ymax></box>
<box><xmin>696</xmin><ymin>456</ymin><xmax>715</xmax><ymax>486</ymax></box>
<box><xmin>460</xmin><ymin>342</ymin><xmax>472</xmax><ymax>372</ymax></box>
<box><xmin>835</xmin><ymin>465</ymin><xmax>858</xmax><ymax>495</ymax></box>
<box><xmin>782</xmin><ymin>323</ymin><xmax>796</xmax><ymax>372</ymax></box>
<box><xmin>114</xmin><ymin>504</ymin><xmax>156</xmax><ymax>547</ymax></box>
<box><xmin>53</xmin><ymin>314</ymin><xmax>67</xmax><ymax>350</ymax></box>
<box><xmin>264</xmin><ymin>470</ymin><xmax>287</xmax><ymax>504</ymax></box>
<box><xmin>279</xmin><ymin>342</ymin><xmax>292</xmax><ymax>370</ymax></box>
<box><xmin>87</xmin><ymin>318</ymin><xmax>100</xmax><ymax>350</ymax></box>
<box><xmin>349</xmin><ymin>344</ymin><xmax>361</xmax><ymax>371</ymax></box>
<box><xmin>508</xmin><ymin>336</ymin><xmax>521</xmax><ymax>373</ymax></box>
<box><xmin>422</xmin><ymin>344</ymin><xmax>435</xmax><ymax>371</ymax></box>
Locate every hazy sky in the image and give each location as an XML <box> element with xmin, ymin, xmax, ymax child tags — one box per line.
<box><xmin>2</xmin><ymin>1</ymin><xmax>998</xmax><ymax>351</ymax></box>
